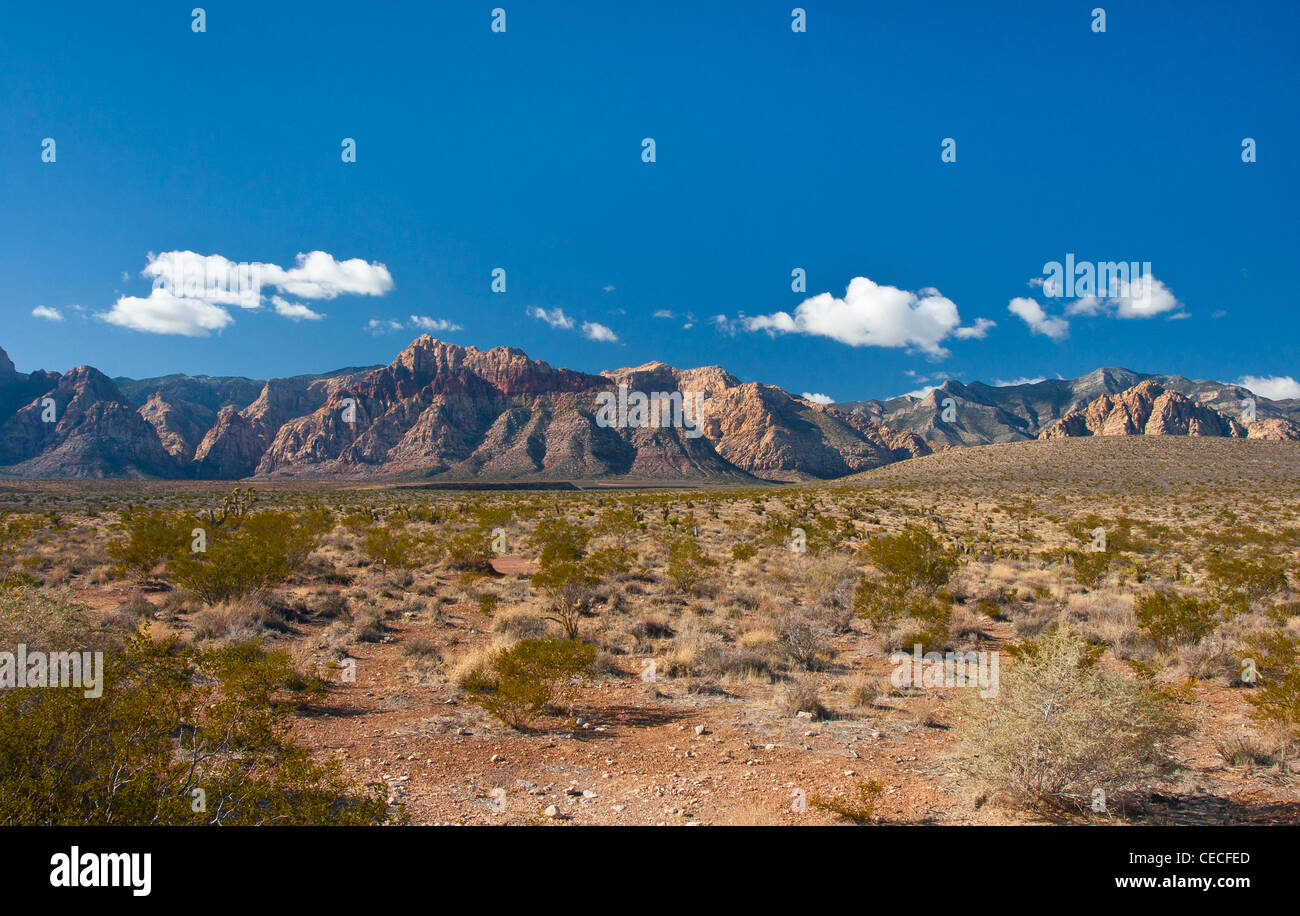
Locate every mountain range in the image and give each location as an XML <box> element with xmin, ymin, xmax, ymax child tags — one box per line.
<box><xmin>1</xmin><ymin>338</ymin><xmax>1296</xmax><ymax>481</ymax></box>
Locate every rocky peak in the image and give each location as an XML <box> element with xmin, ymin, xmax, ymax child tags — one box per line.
<box><xmin>1039</xmin><ymin>380</ymin><xmax>1244</xmax><ymax>440</ymax></box>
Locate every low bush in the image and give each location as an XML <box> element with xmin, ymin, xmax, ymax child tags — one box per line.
<box><xmin>462</xmin><ymin>637</ymin><xmax>596</xmax><ymax>729</ymax></box>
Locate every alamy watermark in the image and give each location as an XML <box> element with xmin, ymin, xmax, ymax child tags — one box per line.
<box><xmin>1039</xmin><ymin>254</ymin><xmax>1153</xmax><ymax>301</ymax></box>
<box><xmin>0</xmin><ymin>644</ymin><xmax>103</xmax><ymax>698</ymax></box>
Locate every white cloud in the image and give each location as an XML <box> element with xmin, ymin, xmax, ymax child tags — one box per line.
<box><xmin>364</xmin><ymin>318</ymin><xmax>405</xmax><ymax>335</ymax></box>
<box><xmin>952</xmin><ymin>317</ymin><xmax>995</xmax><ymax>339</ymax></box>
<box><xmin>743</xmin><ymin>276</ymin><xmax>982</xmax><ymax>358</ymax></box>
<box><xmin>260</xmin><ymin>250</ymin><xmax>394</xmax><ymax>300</ymax></box>
<box><xmin>652</xmin><ymin>309</ymin><xmax>676</xmax><ymax>319</ymax></box>
<box><xmin>141</xmin><ymin>251</ymin><xmax>262</xmax><ymax>308</ymax></box>
<box><xmin>271</xmin><ymin>296</ymin><xmax>323</xmax><ymax>321</ymax></box>
<box><xmin>582</xmin><ymin>321</ymin><xmax>619</xmax><ymax>342</ymax></box>
<box><xmin>993</xmin><ymin>375</ymin><xmax>1047</xmax><ymax>387</ymax></box>
<box><xmin>409</xmin><ymin>315</ymin><xmax>463</xmax><ymax>332</ymax></box>
<box><xmin>101</xmin><ymin>249</ymin><xmax>393</xmax><ymax>335</ymax></box>
<box><xmin>1068</xmin><ymin>275</ymin><xmax>1181</xmax><ymax>320</ymax></box>
<box><xmin>528</xmin><ymin>306</ymin><xmax>574</xmax><ymax>329</ymax></box>
<box><xmin>1008</xmin><ymin>297</ymin><xmax>1069</xmax><ymax>340</ymax></box>
<box><xmin>101</xmin><ymin>288</ymin><xmax>234</xmax><ymax>337</ymax></box>
<box><xmin>1236</xmin><ymin>375</ymin><xmax>1300</xmax><ymax>401</ymax></box>
<box><xmin>31</xmin><ymin>306</ymin><xmax>63</xmax><ymax>322</ymax></box>
<box><xmin>802</xmin><ymin>392</ymin><xmax>833</xmax><ymax>405</ymax></box>
<box><xmin>903</xmin><ymin>385</ymin><xmax>939</xmax><ymax>399</ymax></box>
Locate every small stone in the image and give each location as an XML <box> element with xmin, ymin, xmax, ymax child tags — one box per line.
<box><xmin>543</xmin><ymin>805</ymin><xmax>559</xmax><ymax>818</ymax></box>
<box><xmin>694</xmin><ymin>725</ymin><xmax>708</xmax><ymax>736</ymax></box>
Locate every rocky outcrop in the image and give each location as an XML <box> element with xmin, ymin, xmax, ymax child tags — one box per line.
<box><xmin>1038</xmin><ymin>380</ymin><xmax>1245</xmax><ymax>440</ymax></box>
<box><xmin>139</xmin><ymin>393</ymin><xmax>216</xmax><ymax>461</ymax></box>
<box><xmin>0</xmin><ymin>366</ymin><xmax>178</xmax><ymax>478</ymax></box>
<box><xmin>1246</xmin><ymin>418</ymin><xmax>1300</xmax><ymax>441</ymax></box>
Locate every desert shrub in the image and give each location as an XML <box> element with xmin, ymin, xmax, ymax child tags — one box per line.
<box><xmin>777</xmin><ymin>611</ymin><xmax>831</xmax><ymax>671</ymax></box>
<box><xmin>401</xmin><ymin>637</ymin><xmax>441</xmax><ymax>673</ymax></box>
<box><xmin>846</xmin><ymin>674</ymin><xmax>888</xmax><ymax>709</ymax></box>
<box><xmin>310</xmin><ymin>593</ymin><xmax>351</xmax><ymax>621</ymax></box>
<box><xmin>810</xmin><ymin>779</ymin><xmax>885</xmax><ymax>824</ymax></box>
<box><xmin>779</xmin><ymin>679</ymin><xmax>828</xmax><ymax>719</ymax></box>
<box><xmin>363</xmin><ymin>523</ymin><xmax>428</xmax><ymax>570</ymax></box>
<box><xmin>958</xmin><ymin>628</ymin><xmax>1188</xmax><ymax>810</ymax></box>
<box><xmin>351</xmin><ymin>608</ymin><xmax>388</xmax><ymax>643</ymax></box>
<box><xmin>0</xmin><ymin>586</ymin><xmax>100</xmax><ymax>651</ymax></box>
<box><xmin>855</xmin><ymin>528</ymin><xmax>957</xmax><ymax>646</ymax></box>
<box><xmin>731</xmin><ymin>542</ymin><xmax>758</xmax><ymax>562</ymax></box>
<box><xmin>462</xmin><ymin>637</ymin><xmax>596</xmax><ymax>729</ymax></box>
<box><xmin>666</xmin><ymin>534</ymin><xmax>715</xmax><ymax>593</ymax></box>
<box><xmin>168</xmin><ymin>509</ymin><xmax>330</xmax><ymax>604</ymax></box>
<box><xmin>597</xmin><ymin>505</ymin><xmax>642</xmax><ymax>551</ymax></box>
<box><xmin>861</xmin><ymin>526</ymin><xmax>957</xmax><ymax>594</ymax></box>
<box><xmin>1216</xmin><ymin>734</ymin><xmax>1276</xmax><ymax>768</ymax></box>
<box><xmin>532</xmin><ymin>560</ymin><xmax>600</xmax><ymax>639</ymax></box>
<box><xmin>492</xmin><ymin>608</ymin><xmax>549</xmax><ymax>641</ymax></box>
<box><xmin>1066</xmin><ymin>548</ymin><xmax>1110</xmax><ymax>589</ymax></box>
<box><xmin>0</xmin><ymin>632</ymin><xmax>390</xmax><ymax>825</ymax></box>
<box><xmin>192</xmin><ymin>595</ymin><xmax>269</xmax><ymax>643</ymax></box>
<box><xmin>1205</xmin><ymin>555</ymin><xmax>1289</xmax><ymax>615</ymax></box>
<box><xmin>1134</xmin><ymin>590</ymin><xmax>1218</xmax><ymax>649</ymax></box>
<box><xmin>477</xmin><ymin>593</ymin><xmax>500</xmax><ymax>615</ymax></box>
<box><xmin>1243</xmin><ymin>629</ymin><xmax>1300</xmax><ymax>760</ymax></box>
<box><xmin>532</xmin><ymin>518</ymin><xmax>591</xmax><ymax>567</ymax></box>
<box><xmin>107</xmin><ymin>509</ymin><xmax>183</xmax><ymax>583</ymax></box>
<box><xmin>891</xmin><ymin>592</ymin><xmax>953</xmax><ymax>653</ymax></box>
<box><xmin>442</xmin><ymin>523</ymin><xmax>495</xmax><ymax>573</ymax></box>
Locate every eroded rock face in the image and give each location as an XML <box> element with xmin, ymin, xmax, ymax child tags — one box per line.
<box><xmin>0</xmin><ymin>367</ymin><xmax>178</xmax><ymax>478</ymax></box>
<box><xmin>139</xmin><ymin>393</ymin><xmax>216</xmax><ymax>462</ymax></box>
<box><xmin>1039</xmin><ymin>380</ymin><xmax>1245</xmax><ymax>440</ymax></box>
<box><xmin>1246</xmin><ymin>418</ymin><xmax>1300</xmax><ymax>441</ymax></box>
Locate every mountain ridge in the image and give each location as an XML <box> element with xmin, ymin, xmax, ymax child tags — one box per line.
<box><xmin>1</xmin><ymin>340</ymin><xmax>1295</xmax><ymax>480</ymax></box>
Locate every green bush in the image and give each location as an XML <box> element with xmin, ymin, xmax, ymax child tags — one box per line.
<box><xmin>532</xmin><ymin>518</ymin><xmax>591</xmax><ymax>567</ymax></box>
<box><xmin>1066</xmin><ymin>548</ymin><xmax>1111</xmax><ymax>589</ymax></box>
<box><xmin>363</xmin><ymin>523</ymin><xmax>428</xmax><ymax>570</ymax></box>
<box><xmin>167</xmin><ymin>510</ymin><xmax>330</xmax><ymax>604</ymax></box>
<box><xmin>1205</xmin><ymin>555</ymin><xmax>1289</xmax><ymax>615</ymax></box>
<box><xmin>0</xmin><ymin>628</ymin><xmax>391</xmax><ymax>825</ymax></box>
<box><xmin>463</xmin><ymin>637</ymin><xmax>596</xmax><ymax>729</ymax></box>
<box><xmin>666</xmin><ymin>534</ymin><xmax>715</xmax><ymax>593</ymax></box>
<box><xmin>894</xmin><ymin>592</ymin><xmax>953</xmax><ymax>653</ymax></box>
<box><xmin>532</xmin><ymin>560</ymin><xmax>600</xmax><ymax>639</ymax></box>
<box><xmin>731</xmin><ymin>542</ymin><xmax>758</xmax><ymax>561</ymax></box>
<box><xmin>1134</xmin><ymin>590</ymin><xmax>1218</xmax><ymax>649</ymax></box>
<box><xmin>861</xmin><ymin>527</ymin><xmax>956</xmax><ymax>594</ymax></box>
<box><xmin>107</xmin><ymin>509</ymin><xmax>183</xmax><ymax>583</ymax></box>
<box><xmin>1244</xmin><ymin>629</ymin><xmax>1300</xmax><ymax>758</ymax></box>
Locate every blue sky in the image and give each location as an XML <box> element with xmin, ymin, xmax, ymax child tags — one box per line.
<box><xmin>2</xmin><ymin>0</ymin><xmax>1298</xmax><ymax>401</ymax></box>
